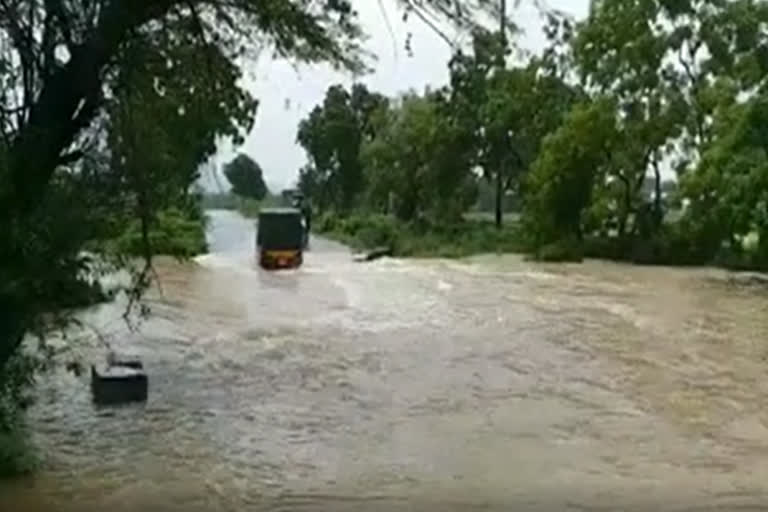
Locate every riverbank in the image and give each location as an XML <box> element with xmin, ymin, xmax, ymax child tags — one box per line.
<box><xmin>317</xmin><ymin>213</ymin><xmax>526</xmax><ymax>258</ymax></box>
<box><xmin>317</xmin><ymin>213</ymin><xmax>768</xmax><ymax>271</ymax></box>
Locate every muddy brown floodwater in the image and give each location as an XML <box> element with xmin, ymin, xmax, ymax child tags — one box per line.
<box><xmin>4</xmin><ymin>209</ymin><xmax>768</xmax><ymax>512</ymax></box>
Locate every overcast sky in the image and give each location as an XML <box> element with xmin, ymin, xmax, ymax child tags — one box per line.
<box><xmin>201</xmin><ymin>0</ymin><xmax>590</xmax><ymax>194</ymax></box>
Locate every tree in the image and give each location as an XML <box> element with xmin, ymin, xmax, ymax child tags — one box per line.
<box><xmin>446</xmin><ymin>29</ymin><xmax>507</xmax><ymax>227</ymax></box>
<box><xmin>483</xmin><ymin>61</ymin><xmax>580</xmax><ymax>202</ymax></box>
<box><xmin>522</xmin><ymin>98</ymin><xmax>620</xmax><ymax>250</ymax></box>
<box><xmin>361</xmin><ymin>92</ymin><xmax>476</xmax><ymax>222</ymax></box>
<box><xmin>446</xmin><ymin>27</ymin><xmax>578</xmax><ymax>228</ymax></box>
<box><xmin>104</xmin><ymin>22</ymin><xmax>258</xmax><ymax>261</ymax></box>
<box><xmin>296</xmin><ymin>83</ymin><xmax>388</xmax><ymax>212</ymax></box>
<box><xmin>573</xmin><ymin>0</ymin><xmax>768</xmax><ymax>240</ymax></box>
<box><xmin>680</xmin><ymin>93</ymin><xmax>768</xmax><ymax>263</ymax></box>
<box><xmin>571</xmin><ymin>0</ymin><xmax>684</xmax><ymax>238</ymax></box>
<box><xmin>224</xmin><ymin>154</ymin><xmax>268</xmax><ymax>200</ymax></box>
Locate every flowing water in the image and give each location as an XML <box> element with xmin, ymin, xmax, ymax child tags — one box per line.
<box><xmin>4</xmin><ymin>209</ymin><xmax>768</xmax><ymax>511</ymax></box>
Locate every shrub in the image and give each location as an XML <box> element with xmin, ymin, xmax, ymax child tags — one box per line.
<box><xmin>535</xmin><ymin>238</ymin><xmax>584</xmax><ymax>262</ymax></box>
<box><xmin>113</xmin><ymin>207</ymin><xmax>208</xmax><ymax>258</ymax></box>
<box><xmin>0</xmin><ymin>422</ymin><xmax>35</xmax><ymax>478</ymax></box>
<box><xmin>0</xmin><ymin>354</ymin><xmax>40</xmax><ymax>478</ymax></box>
<box><xmin>316</xmin><ymin>211</ymin><xmax>339</xmax><ymax>233</ymax></box>
<box><xmin>317</xmin><ymin>212</ymin><xmax>527</xmax><ymax>258</ymax></box>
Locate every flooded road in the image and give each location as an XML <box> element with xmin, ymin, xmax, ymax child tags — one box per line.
<box><xmin>5</xmin><ymin>209</ymin><xmax>768</xmax><ymax>511</ymax></box>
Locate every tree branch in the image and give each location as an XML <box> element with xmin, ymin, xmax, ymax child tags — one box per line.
<box><xmin>678</xmin><ymin>40</ymin><xmax>706</xmax><ymax>146</ymax></box>
<box><xmin>3</xmin><ymin>0</ymin><xmax>176</xmax><ymax>214</ymax></box>
<box><xmin>0</xmin><ymin>104</ymin><xmax>28</xmax><ymax>116</ymax></box>
<box><xmin>0</xmin><ymin>0</ymin><xmax>35</xmax><ymax>127</ymax></box>
<box><xmin>633</xmin><ymin>148</ymin><xmax>653</xmax><ymax>192</ymax></box>
<box><xmin>58</xmin><ymin>150</ymin><xmax>84</xmax><ymax>166</ymax></box>
<box><xmin>184</xmin><ymin>1</ymin><xmax>217</xmax><ymax>78</ymax></box>
<box><xmin>408</xmin><ymin>6</ymin><xmax>456</xmax><ymax>49</ymax></box>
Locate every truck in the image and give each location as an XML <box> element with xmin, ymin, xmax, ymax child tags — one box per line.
<box><xmin>256</xmin><ymin>207</ymin><xmax>305</xmax><ymax>270</ymax></box>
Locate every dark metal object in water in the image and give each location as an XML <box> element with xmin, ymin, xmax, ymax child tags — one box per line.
<box><xmin>91</xmin><ymin>354</ymin><xmax>148</xmax><ymax>405</ymax></box>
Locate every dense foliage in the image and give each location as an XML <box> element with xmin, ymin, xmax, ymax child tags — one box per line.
<box><xmin>297</xmin><ymin>84</ymin><xmax>389</xmax><ymax>212</ymax></box>
<box><xmin>299</xmin><ymin>0</ymin><xmax>768</xmax><ymax>269</ymax></box>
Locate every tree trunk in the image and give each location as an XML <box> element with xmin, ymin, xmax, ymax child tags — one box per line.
<box><xmin>495</xmin><ymin>0</ymin><xmax>507</xmax><ymax>230</ymax></box>
<box><xmin>617</xmin><ymin>174</ymin><xmax>631</xmax><ymax>239</ymax></box>
<box><xmin>2</xmin><ymin>1</ymin><xmax>173</xmax><ymax>216</ymax></box>
<box><xmin>616</xmin><ymin>213</ymin><xmax>629</xmax><ymax>241</ymax></box>
<box><xmin>495</xmin><ymin>166</ymin><xmax>503</xmax><ymax>229</ymax></box>
<box><xmin>653</xmin><ymin>157</ymin><xmax>663</xmax><ymax>229</ymax></box>
<box><xmin>0</xmin><ymin>296</ymin><xmax>29</xmax><ymax>375</ymax></box>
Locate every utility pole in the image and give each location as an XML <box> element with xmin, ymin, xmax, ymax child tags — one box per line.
<box><xmin>495</xmin><ymin>0</ymin><xmax>507</xmax><ymax>229</ymax></box>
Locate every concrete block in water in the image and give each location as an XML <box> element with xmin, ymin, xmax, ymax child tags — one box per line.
<box><xmin>106</xmin><ymin>351</ymin><xmax>144</xmax><ymax>370</ymax></box>
<box><xmin>90</xmin><ymin>363</ymin><xmax>148</xmax><ymax>405</ymax></box>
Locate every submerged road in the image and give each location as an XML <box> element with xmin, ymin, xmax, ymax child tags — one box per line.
<box><xmin>5</xmin><ymin>209</ymin><xmax>768</xmax><ymax>511</ymax></box>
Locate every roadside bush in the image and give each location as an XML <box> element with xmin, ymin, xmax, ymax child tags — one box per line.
<box><xmin>582</xmin><ymin>236</ymin><xmax>624</xmax><ymax>261</ymax></box>
<box><xmin>318</xmin><ymin>209</ymin><xmax>768</xmax><ymax>272</ymax></box>
<box><xmin>343</xmin><ymin>215</ymin><xmax>399</xmax><ymax>248</ymax></box>
<box><xmin>534</xmin><ymin>237</ymin><xmax>584</xmax><ymax>263</ymax></box>
<box><xmin>316</xmin><ymin>211</ymin><xmax>339</xmax><ymax>233</ymax></box>
<box><xmin>582</xmin><ymin>224</ymin><xmax>716</xmax><ymax>267</ymax></box>
<box><xmin>113</xmin><ymin>207</ymin><xmax>208</xmax><ymax>258</ymax></box>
